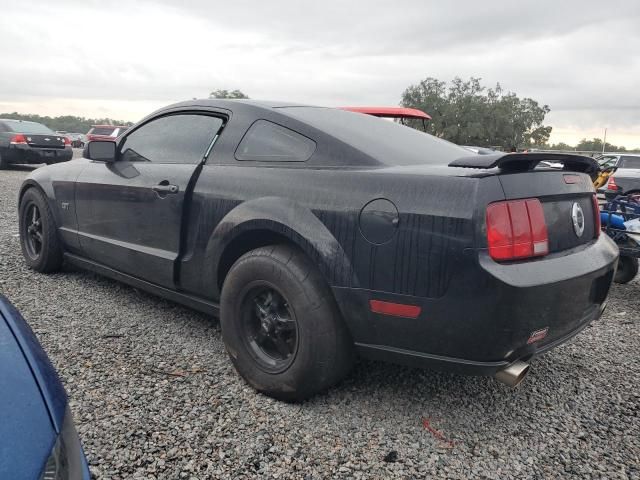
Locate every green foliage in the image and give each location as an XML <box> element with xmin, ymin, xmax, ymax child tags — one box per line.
<box><xmin>575</xmin><ymin>137</ymin><xmax>626</xmax><ymax>152</ymax></box>
<box><xmin>550</xmin><ymin>142</ymin><xmax>575</xmax><ymax>151</ymax></box>
<box><xmin>0</xmin><ymin>112</ymin><xmax>133</xmax><ymax>134</ymax></box>
<box><xmin>209</xmin><ymin>89</ymin><xmax>249</xmax><ymax>99</ymax></box>
<box><xmin>401</xmin><ymin>77</ymin><xmax>551</xmax><ymax>149</ymax></box>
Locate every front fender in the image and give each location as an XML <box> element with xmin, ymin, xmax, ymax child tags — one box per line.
<box><xmin>204</xmin><ymin>197</ymin><xmax>359</xmax><ymax>296</ymax></box>
<box><xmin>19</xmin><ymin>161</ymin><xmax>88</xmax><ymax>252</ymax></box>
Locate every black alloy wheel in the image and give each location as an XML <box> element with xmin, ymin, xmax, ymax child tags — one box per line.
<box><xmin>19</xmin><ymin>188</ymin><xmax>63</xmax><ymax>273</ymax></box>
<box><xmin>22</xmin><ymin>202</ymin><xmax>44</xmax><ymax>260</ymax></box>
<box><xmin>240</xmin><ymin>284</ymin><xmax>299</xmax><ymax>373</ymax></box>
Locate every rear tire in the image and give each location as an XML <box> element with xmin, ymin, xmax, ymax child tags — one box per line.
<box><xmin>0</xmin><ymin>153</ymin><xmax>8</xmax><ymax>169</ymax></box>
<box><xmin>220</xmin><ymin>245</ymin><xmax>354</xmax><ymax>401</ymax></box>
<box><xmin>614</xmin><ymin>255</ymin><xmax>638</xmax><ymax>284</ymax></box>
<box><xmin>19</xmin><ymin>188</ymin><xmax>64</xmax><ymax>273</ymax></box>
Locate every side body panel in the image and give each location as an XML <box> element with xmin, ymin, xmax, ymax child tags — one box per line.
<box><xmin>180</xmin><ymin>164</ymin><xmax>482</xmax><ymax>301</ymax></box>
<box><xmin>74</xmin><ymin>161</ymin><xmax>199</xmax><ymax>288</ymax></box>
<box><xmin>21</xmin><ymin>159</ymin><xmax>88</xmax><ymax>254</ymax></box>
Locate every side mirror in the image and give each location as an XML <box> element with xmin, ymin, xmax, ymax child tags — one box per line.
<box><xmin>83</xmin><ymin>141</ymin><xmax>116</xmax><ymax>162</ymax></box>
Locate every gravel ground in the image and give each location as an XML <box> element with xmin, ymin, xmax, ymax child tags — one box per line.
<box><xmin>1</xmin><ymin>165</ymin><xmax>639</xmax><ymax>479</ymax></box>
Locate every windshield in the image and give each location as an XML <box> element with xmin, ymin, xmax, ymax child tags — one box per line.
<box><xmin>280</xmin><ymin>107</ymin><xmax>468</xmax><ymax>166</ymax></box>
<box><xmin>4</xmin><ymin>120</ymin><xmax>55</xmax><ymax>135</ymax></box>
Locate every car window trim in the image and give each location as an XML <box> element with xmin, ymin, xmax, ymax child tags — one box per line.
<box><xmin>234</xmin><ymin>119</ymin><xmax>316</xmax><ymax>163</ymax></box>
<box><xmin>117</xmin><ymin>111</ymin><xmax>228</xmax><ymax>165</ymax></box>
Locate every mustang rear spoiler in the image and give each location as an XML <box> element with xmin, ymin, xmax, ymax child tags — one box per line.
<box><xmin>449</xmin><ymin>153</ymin><xmax>599</xmax><ymax>179</ymax></box>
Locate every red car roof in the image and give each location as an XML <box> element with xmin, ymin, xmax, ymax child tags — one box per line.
<box><xmin>339</xmin><ymin>106</ymin><xmax>431</xmax><ymax>120</ymax></box>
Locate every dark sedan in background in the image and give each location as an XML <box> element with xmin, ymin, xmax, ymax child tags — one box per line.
<box><xmin>0</xmin><ymin>119</ymin><xmax>73</xmax><ymax>168</ymax></box>
<box><xmin>0</xmin><ymin>295</ymin><xmax>89</xmax><ymax>479</ymax></box>
<box><xmin>18</xmin><ymin>99</ymin><xmax>617</xmax><ymax>401</ymax></box>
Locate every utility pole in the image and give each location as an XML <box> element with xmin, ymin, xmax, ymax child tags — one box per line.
<box><xmin>602</xmin><ymin>128</ymin><xmax>607</xmax><ymax>154</ymax></box>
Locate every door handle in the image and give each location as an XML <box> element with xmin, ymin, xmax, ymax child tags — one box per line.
<box><xmin>152</xmin><ymin>183</ymin><xmax>179</xmax><ymax>194</ymax></box>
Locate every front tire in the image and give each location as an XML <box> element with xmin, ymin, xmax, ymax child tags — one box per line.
<box><xmin>220</xmin><ymin>245</ymin><xmax>354</xmax><ymax>401</ymax></box>
<box><xmin>19</xmin><ymin>188</ymin><xmax>63</xmax><ymax>272</ymax></box>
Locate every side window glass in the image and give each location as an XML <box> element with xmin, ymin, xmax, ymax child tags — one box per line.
<box><xmin>120</xmin><ymin>114</ymin><xmax>223</xmax><ymax>164</ymax></box>
<box><xmin>235</xmin><ymin>120</ymin><xmax>316</xmax><ymax>162</ymax></box>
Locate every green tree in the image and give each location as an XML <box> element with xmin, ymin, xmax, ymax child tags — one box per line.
<box><xmin>0</xmin><ymin>112</ymin><xmax>133</xmax><ymax>134</ymax></box>
<box><xmin>209</xmin><ymin>89</ymin><xmax>249</xmax><ymax>99</ymax></box>
<box><xmin>401</xmin><ymin>77</ymin><xmax>552</xmax><ymax>149</ymax></box>
<box><xmin>550</xmin><ymin>142</ymin><xmax>575</xmax><ymax>151</ymax></box>
<box><xmin>575</xmin><ymin>137</ymin><xmax>626</xmax><ymax>152</ymax></box>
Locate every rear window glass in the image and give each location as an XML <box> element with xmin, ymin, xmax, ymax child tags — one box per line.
<box><xmin>280</xmin><ymin>107</ymin><xmax>468</xmax><ymax>166</ymax></box>
<box><xmin>619</xmin><ymin>156</ymin><xmax>640</xmax><ymax>169</ymax></box>
<box><xmin>235</xmin><ymin>120</ymin><xmax>316</xmax><ymax>162</ymax></box>
<box><xmin>3</xmin><ymin>120</ymin><xmax>55</xmax><ymax>135</ymax></box>
<box><xmin>89</xmin><ymin>127</ymin><xmax>117</xmax><ymax>136</ymax></box>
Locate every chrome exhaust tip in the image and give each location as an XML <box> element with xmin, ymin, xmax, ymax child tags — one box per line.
<box><xmin>495</xmin><ymin>360</ymin><xmax>530</xmax><ymax>388</ymax></box>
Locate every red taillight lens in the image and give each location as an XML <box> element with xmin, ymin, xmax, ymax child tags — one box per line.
<box><xmin>63</xmin><ymin>136</ymin><xmax>71</xmax><ymax>145</ymax></box>
<box><xmin>486</xmin><ymin>198</ymin><xmax>548</xmax><ymax>261</ymax></box>
<box><xmin>607</xmin><ymin>176</ymin><xmax>618</xmax><ymax>191</ymax></box>
<box><xmin>592</xmin><ymin>194</ymin><xmax>601</xmax><ymax>238</ymax></box>
<box><xmin>10</xmin><ymin>134</ymin><xmax>27</xmax><ymax>145</ymax></box>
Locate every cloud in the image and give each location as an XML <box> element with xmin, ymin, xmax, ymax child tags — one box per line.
<box><xmin>1</xmin><ymin>0</ymin><xmax>639</xmax><ymax>146</ymax></box>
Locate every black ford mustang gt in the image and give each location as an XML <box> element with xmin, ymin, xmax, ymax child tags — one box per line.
<box><xmin>18</xmin><ymin>99</ymin><xmax>618</xmax><ymax>401</ymax></box>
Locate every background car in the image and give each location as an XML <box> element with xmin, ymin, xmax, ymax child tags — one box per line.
<box><xmin>67</xmin><ymin>133</ymin><xmax>86</xmax><ymax>148</ymax></box>
<box><xmin>0</xmin><ymin>119</ymin><xmax>73</xmax><ymax>168</ymax></box>
<box><xmin>19</xmin><ymin>100</ymin><xmax>616</xmax><ymax>401</ymax></box>
<box><xmin>0</xmin><ymin>294</ymin><xmax>90</xmax><ymax>479</ymax></box>
<box><xmin>597</xmin><ymin>153</ymin><xmax>640</xmax><ymax>170</ymax></box>
<box><xmin>598</xmin><ymin>154</ymin><xmax>640</xmax><ymax>199</ymax></box>
<box><xmin>86</xmin><ymin>125</ymin><xmax>129</xmax><ymax>142</ymax></box>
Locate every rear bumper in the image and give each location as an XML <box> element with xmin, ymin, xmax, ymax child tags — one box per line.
<box><xmin>353</xmin><ymin>302</ymin><xmax>605</xmax><ymax>375</ymax></box>
<box><xmin>4</xmin><ymin>145</ymin><xmax>73</xmax><ymax>164</ymax></box>
<box><xmin>333</xmin><ymin>234</ymin><xmax>618</xmax><ymax>375</ymax></box>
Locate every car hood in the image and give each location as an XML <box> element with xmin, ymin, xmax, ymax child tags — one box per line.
<box><xmin>0</xmin><ymin>296</ymin><xmax>62</xmax><ymax>477</ymax></box>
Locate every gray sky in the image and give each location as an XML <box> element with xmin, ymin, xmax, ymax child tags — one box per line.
<box><xmin>1</xmin><ymin>0</ymin><xmax>639</xmax><ymax>147</ymax></box>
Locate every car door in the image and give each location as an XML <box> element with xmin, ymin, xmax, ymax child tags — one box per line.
<box><xmin>74</xmin><ymin>113</ymin><xmax>225</xmax><ymax>289</ymax></box>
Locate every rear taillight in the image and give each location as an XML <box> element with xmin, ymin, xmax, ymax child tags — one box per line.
<box><xmin>607</xmin><ymin>176</ymin><xmax>618</xmax><ymax>191</ymax></box>
<box><xmin>63</xmin><ymin>136</ymin><xmax>71</xmax><ymax>146</ymax></box>
<box><xmin>486</xmin><ymin>198</ymin><xmax>549</xmax><ymax>261</ymax></box>
<box><xmin>10</xmin><ymin>134</ymin><xmax>27</xmax><ymax>145</ymax></box>
<box><xmin>592</xmin><ymin>194</ymin><xmax>601</xmax><ymax>238</ymax></box>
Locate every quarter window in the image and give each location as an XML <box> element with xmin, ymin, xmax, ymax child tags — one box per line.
<box><xmin>235</xmin><ymin>120</ymin><xmax>316</xmax><ymax>162</ymax></box>
<box><xmin>120</xmin><ymin>114</ymin><xmax>223</xmax><ymax>164</ymax></box>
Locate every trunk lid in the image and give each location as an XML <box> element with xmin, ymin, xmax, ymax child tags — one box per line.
<box><xmin>498</xmin><ymin>171</ymin><xmax>597</xmax><ymax>253</ymax></box>
<box><xmin>23</xmin><ymin>134</ymin><xmax>66</xmax><ymax>149</ymax></box>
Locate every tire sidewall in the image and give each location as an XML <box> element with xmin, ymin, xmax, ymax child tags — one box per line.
<box><xmin>220</xmin><ymin>249</ymin><xmax>335</xmax><ymax>399</ymax></box>
<box><xmin>19</xmin><ymin>189</ymin><xmax>58</xmax><ymax>271</ymax></box>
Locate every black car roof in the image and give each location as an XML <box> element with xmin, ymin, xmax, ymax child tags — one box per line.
<box><xmin>164</xmin><ymin>98</ymin><xmax>315</xmax><ymax>111</ymax></box>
